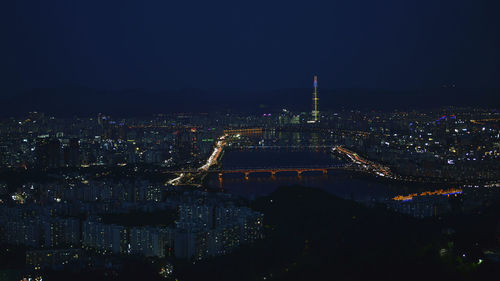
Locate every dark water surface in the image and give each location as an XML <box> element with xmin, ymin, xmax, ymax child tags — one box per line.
<box><xmin>207</xmin><ymin>149</ymin><xmax>421</xmax><ymax>203</ymax></box>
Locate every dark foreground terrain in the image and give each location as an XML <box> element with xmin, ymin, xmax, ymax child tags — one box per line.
<box><xmin>173</xmin><ymin>186</ymin><xmax>500</xmax><ymax>281</ymax></box>
<box><xmin>4</xmin><ymin>185</ymin><xmax>500</xmax><ymax>281</ymax></box>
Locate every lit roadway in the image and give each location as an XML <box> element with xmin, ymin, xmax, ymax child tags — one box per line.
<box><xmin>334</xmin><ymin>146</ymin><xmax>394</xmax><ymax>179</ymax></box>
<box><xmin>167</xmin><ymin>134</ymin><xmax>227</xmax><ymax>185</ymax></box>
<box><xmin>199</xmin><ymin>135</ymin><xmax>226</xmax><ymax>171</ymax></box>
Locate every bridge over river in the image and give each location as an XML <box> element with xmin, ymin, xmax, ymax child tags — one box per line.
<box><xmin>166</xmin><ymin>136</ymin><xmax>357</xmax><ymax>185</ymax></box>
<box><xmin>228</xmin><ymin>145</ymin><xmax>334</xmax><ymax>150</ymax></box>
<box><xmin>167</xmin><ymin>164</ymin><xmax>352</xmax><ymax>182</ymax></box>
<box><xmin>214</xmin><ymin>164</ymin><xmax>351</xmax><ymax>180</ymax></box>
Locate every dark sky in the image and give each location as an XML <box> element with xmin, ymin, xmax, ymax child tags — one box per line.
<box><xmin>2</xmin><ymin>0</ymin><xmax>500</xmax><ymax>96</ymax></box>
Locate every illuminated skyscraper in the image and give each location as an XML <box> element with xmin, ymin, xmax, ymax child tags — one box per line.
<box><xmin>312</xmin><ymin>75</ymin><xmax>319</xmax><ymax>122</ymax></box>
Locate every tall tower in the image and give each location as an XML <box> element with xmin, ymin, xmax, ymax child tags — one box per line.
<box><xmin>312</xmin><ymin>75</ymin><xmax>319</xmax><ymax>122</ymax></box>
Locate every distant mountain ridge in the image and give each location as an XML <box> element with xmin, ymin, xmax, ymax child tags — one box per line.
<box><xmin>1</xmin><ymin>87</ymin><xmax>498</xmax><ymax>117</ymax></box>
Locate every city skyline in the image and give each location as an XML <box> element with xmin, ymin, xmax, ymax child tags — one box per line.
<box><xmin>2</xmin><ymin>85</ymin><xmax>499</xmax><ymax>118</ymax></box>
<box><xmin>1</xmin><ymin>106</ymin><xmax>499</xmax><ymax>281</ymax></box>
<box><xmin>2</xmin><ymin>1</ymin><xmax>500</xmax><ymax>280</ymax></box>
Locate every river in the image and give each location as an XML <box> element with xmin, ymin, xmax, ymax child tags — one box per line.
<box><xmin>205</xmin><ymin>148</ymin><xmax>422</xmax><ymax>203</ymax></box>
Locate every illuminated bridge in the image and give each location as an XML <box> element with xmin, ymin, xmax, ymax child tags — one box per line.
<box><xmin>165</xmin><ymin>164</ymin><xmax>353</xmax><ymax>185</ymax></box>
<box><xmin>233</xmin><ymin>145</ymin><xmax>333</xmax><ymax>150</ymax></box>
<box><xmin>214</xmin><ymin>164</ymin><xmax>350</xmax><ymax>180</ymax></box>
<box><xmin>223</xmin><ymin>128</ymin><xmax>263</xmax><ymax>135</ymax></box>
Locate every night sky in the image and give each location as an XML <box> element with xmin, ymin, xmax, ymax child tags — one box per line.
<box><xmin>2</xmin><ymin>0</ymin><xmax>500</xmax><ymax>111</ymax></box>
